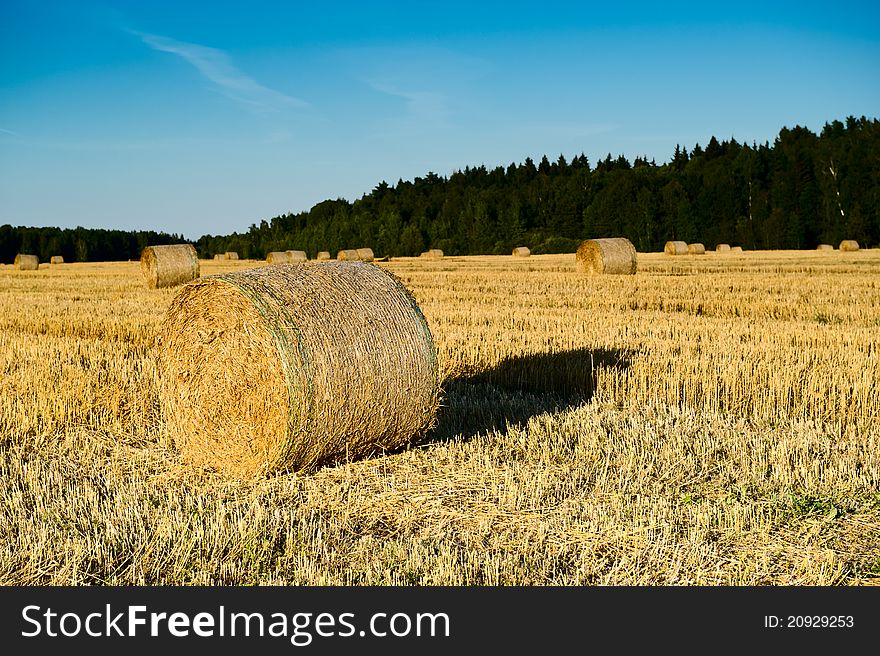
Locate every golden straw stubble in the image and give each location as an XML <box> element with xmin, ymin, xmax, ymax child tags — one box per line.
<box><xmin>156</xmin><ymin>261</ymin><xmax>441</xmax><ymax>477</ymax></box>
<box><xmin>576</xmin><ymin>238</ymin><xmax>637</xmax><ymax>275</ymax></box>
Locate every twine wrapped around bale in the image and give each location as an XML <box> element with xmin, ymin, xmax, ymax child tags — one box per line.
<box><xmin>286</xmin><ymin>250</ymin><xmax>308</xmax><ymax>262</ymax></box>
<box><xmin>225</xmin><ymin>252</ymin><xmax>239</xmax><ymax>260</ymax></box>
<box><xmin>716</xmin><ymin>244</ymin><xmax>731</xmax><ymax>253</ymax></box>
<box><xmin>316</xmin><ymin>251</ymin><xmax>331</xmax><ymax>261</ymax></box>
<box><xmin>14</xmin><ymin>254</ymin><xmax>39</xmax><ymax>270</ymax></box>
<box><xmin>817</xmin><ymin>244</ymin><xmax>834</xmax><ymax>251</ymax></box>
<box><xmin>576</xmin><ymin>238</ymin><xmax>637</xmax><ymax>275</ymax></box>
<box><xmin>664</xmin><ymin>240</ymin><xmax>687</xmax><ymax>255</ymax></box>
<box><xmin>356</xmin><ymin>248</ymin><xmax>375</xmax><ymax>262</ymax></box>
<box><xmin>156</xmin><ymin>261</ymin><xmax>441</xmax><ymax>477</ymax></box>
<box><xmin>267</xmin><ymin>251</ymin><xmax>291</xmax><ymax>264</ymax></box>
<box><xmin>337</xmin><ymin>249</ymin><xmax>360</xmax><ymax>261</ymax></box>
<box><xmin>839</xmin><ymin>240</ymin><xmax>860</xmax><ymax>252</ymax></box>
<box><xmin>512</xmin><ymin>246</ymin><xmax>531</xmax><ymax>257</ymax></box>
<box><xmin>688</xmin><ymin>243</ymin><xmax>706</xmax><ymax>255</ymax></box>
<box><xmin>50</xmin><ymin>255</ymin><xmax>64</xmax><ymax>264</ymax></box>
<box><xmin>140</xmin><ymin>244</ymin><xmax>199</xmax><ymax>289</ymax></box>
<box><xmin>730</xmin><ymin>246</ymin><xmax>743</xmax><ymax>253</ymax></box>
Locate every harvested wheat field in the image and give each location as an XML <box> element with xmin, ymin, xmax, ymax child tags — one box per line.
<box><xmin>0</xmin><ymin>250</ymin><xmax>879</xmax><ymax>585</ymax></box>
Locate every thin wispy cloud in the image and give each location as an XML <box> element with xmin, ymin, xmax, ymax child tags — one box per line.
<box><xmin>369</xmin><ymin>82</ymin><xmax>451</xmax><ymax>124</ymax></box>
<box><xmin>0</xmin><ymin>128</ymin><xmax>22</xmax><ymax>137</ymax></box>
<box><xmin>135</xmin><ymin>31</ymin><xmax>307</xmax><ymax>112</ymax></box>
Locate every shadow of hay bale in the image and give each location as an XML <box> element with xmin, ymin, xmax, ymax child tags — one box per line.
<box><xmin>424</xmin><ymin>347</ymin><xmax>632</xmax><ymax>444</ymax></box>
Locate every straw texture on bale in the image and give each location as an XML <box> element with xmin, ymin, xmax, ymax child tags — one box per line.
<box><xmin>839</xmin><ymin>240</ymin><xmax>860</xmax><ymax>252</ymax></box>
<box><xmin>337</xmin><ymin>249</ymin><xmax>360</xmax><ymax>261</ymax></box>
<box><xmin>512</xmin><ymin>246</ymin><xmax>531</xmax><ymax>257</ymax></box>
<box><xmin>50</xmin><ymin>255</ymin><xmax>64</xmax><ymax>264</ymax></box>
<box><xmin>576</xmin><ymin>238</ymin><xmax>637</xmax><ymax>275</ymax></box>
<box><xmin>716</xmin><ymin>243</ymin><xmax>731</xmax><ymax>253</ymax></box>
<box><xmin>356</xmin><ymin>248</ymin><xmax>375</xmax><ymax>262</ymax></box>
<box><xmin>286</xmin><ymin>250</ymin><xmax>308</xmax><ymax>262</ymax></box>
<box><xmin>225</xmin><ymin>251</ymin><xmax>239</xmax><ymax>260</ymax></box>
<box><xmin>14</xmin><ymin>254</ymin><xmax>39</xmax><ymax>270</ymax></box>
<box><xmin>316</xmin><ymin>251</ymin><xmax>331</xmax><ymax>261</ymax></box>
<box><xmin>664</xmin><ymin>240</ymin><xmax>688</xmax><ymax>255</ymax></box>
<box><xmin>816</xmin><ymin>244</ymin><xmax>834</xmax><ymax>251</ymax></box>
<box><xmin>687</xmin><ymin>243</ymin><xmax>706</xmax><ymax>255</ymax></box>
<box><xmin>730</xmin><ymin>246</ymin><xmax>743</xmax><ymax>253</ymax></box>
<box><xmin>156</xmin><ymin>261</ymin><xmax>441</xmax><ymax>477</ymax></box>
<box><xmin>140</xmin><ymin>244</ymin><xmax>199</xmax><ymax>289</ymax></box>
<box><xmin>266</xmin><ymin>251</ymin><xmax>291</xmax><ymax>264</ymax></box>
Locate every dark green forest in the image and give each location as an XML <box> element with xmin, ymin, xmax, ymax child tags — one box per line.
<box><xmin>4</xmin><ymin>116</ymin><xmax>879</xmax><ymax>263</ymax></box>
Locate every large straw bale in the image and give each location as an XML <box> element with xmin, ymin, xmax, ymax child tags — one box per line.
<box><xmin>225</xmin><ymin>251</ymin><xmax>239</xmax><ymax>260</ymax></box>
<box><xmin>816</xmin><ymin>244</ymin><xmax>834</xmax><ymax>251</ymax></box>
<box><xmin>286</xmin><ymin>250</ymin><xmax>308</xmax><ymax>262</ymax></box>
<box><xmin>337</xmin><ymin>249</ymin><xmax>360</xmax><ymax>261</ymax></box>
<box><xmin>716</xmin><ymin>243</ymin><xmax>731</xmax><ymax>253</ymax></box>
<box><xmin>576</xmin><ymin>238</ymin><xmax>637</xmax><ymax>275</ymax></box>
<box><xmin>14</xmin><ymin>254</ymin><xmax>39</xmax><ymax>270</ymax></box>
<box><xmin>156</xmin><ymin>261</ymin><xmax>441</xmax><ymax>477</ymax></box>
<box><xmin>839</xmin><ymin>240</ymin><xmax>860</xmax><ymax>252</ymax></box>
<box><xmin>266</xmin><ymin>251</ymin><xmax>291</xmax><ymax>264</ymax></box>
<box><xmin>316</xmin><ymin>251</ymin><xmax>331</xmax><ymax>261</ymax></box>
<box><xmin>512</xmin><ymin>246</ymin><xmax>530</xmax><ymax>257</ymax></box>
<box><xmin>356</xmin><ymin>248</ymin><xmax>375</xmax><ymax>262</ymax></box>
<box><xmin>50</xmin><ymin>255</ymin><xmax>64</xmax><ymax>264</ymax></box>
<box><xmin>140</xmin><ymin>244</ymin><xmax>199</xmax><ymax>289</ymax></box>
<box><xmin>687</xmin><ymin>243</ymin><xmax>706</xmax><ymax>255</ymax></box>
<box><xmin>664</xmin><ymin>240</ymin><xmax>688</xmax><ymax>255</ymax></box>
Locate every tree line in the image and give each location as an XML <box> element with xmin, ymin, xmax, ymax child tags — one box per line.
<box><xmin>4</xmin><ymin>116</ymin><xmax>878</xmax><ymax>263</ymax></box>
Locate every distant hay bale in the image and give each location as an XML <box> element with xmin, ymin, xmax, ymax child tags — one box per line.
<box><xmin>356</xmin><ymin>248</ymin><xmax>375</xmax><ymax>262</ymax></box>
<box><xmin>512</xmin><ymin>246</ymin><xmax>531</xmax><ymax>257</ymax></box>
<box><xmin>716</xmin><ymin>243</ymin><xmax>731</xmax><ymax>253</ymax></box>
<box><xmin>140</xmin><ymin>244</ymin><xmax>199</xmax><ymax>289</ymax></box>
<box><xmin>421</xmin><ymin>249</ymin><xmax>444</xmax><ymax>259</ymax></box>
<box><xmin>50</xmin><ymin>255</ymin><xmax>64</xmax><ymax>264</ymax></box>
<box><xmin>14</xmin><ymin>254</ymin><xmax>39</xmax><ymax>270</ymax></box>
<box><xmin>156</xmin><ymin>261</ymin><xmax>441</xmax><ymax>477</ymax></box>
<box><xmin>687</xmin><ymin>243</ymin><xmax>706</xmax><ymax>255</ymax></box>
<box><xmin>816</xmin><ymin>244</ymin><xmax>834</xmax><ymax>251</ymax></box>
<box><xmin>576</xmin><ymin>238</ymin><xmax>637</xmax><ymax>275</ymax></box>
<box><xmin>337</xmin><ymin>249</ymin><xmax>360</xmax><ymax>261</ymax></box>
<box><xmin>266</xmin><ymin>251</ymin><xmax>291</xmax><ymax>264</ymax></box>
<box><xmin>286</xmin><ymin>250</ymin><xmax>308</xmax><ymax>262</ymax></box>
<box><xmin>213</xmin><ymin>254</ymin><xmax>224</xmax><ymax>260</ymax></box>
<box><xmin>224</xmin><ymin>251</ymin><xmax>239</xmax><ymax>260</ymax></box>
<box><xmin>839</xmin><ymin>240</ymin><xmax>860</xmax><ymax>252</ymax></box>
<box><xmin>316</xmin><ymin>251</ymin><xmax>331</xmax><ymax>261</ymax></box>
<box><xmin>730</xmin><ymin>246</ymin><xmax>743</xmax><ymax>253</ymax></box>
<box><xmin>664</xmin><ymin>240</ymin><xmax>688</xmax><ymax>255</ymax></box>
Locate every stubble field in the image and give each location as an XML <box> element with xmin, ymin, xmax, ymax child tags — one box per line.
<box><xmin>1</xmin><ymin>250</ymin><xmax>878</xmax><ymax>585</ymax></box>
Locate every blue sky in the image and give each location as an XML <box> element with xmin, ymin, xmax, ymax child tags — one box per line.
<box><xmin>1</xmin><ymin>1</ymin><xmax>878</xmax><ymax>240</ymax></box>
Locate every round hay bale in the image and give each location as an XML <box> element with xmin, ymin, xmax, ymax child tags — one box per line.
<box><xmin>50</xmin><ymin>255</ymin><xmax>64</xmax><ymax>264</ymax></box>
<box><xmin>224</xmin><ymin>251</ymin><xmax>239</xmax><ymax>260</ymax></box>
<box><xmin>266</xmin><ymin>251</ymin><xmax>291</xmax><ymax>264</ymax></box>
<box><xmin>817</xmin><ymin>244</ymin><xmax>834</xmax><ymax>251</ymax></box>
<box><xmin>576</xmin><ymin>238</ymin><xmax>637</xmax><ymax>275</ymax></box>
<box><xmin>687</xmin><ymin>243</ymin><xmax>706</xmax><ymax>255</ymax></box>
<box><xmin>140</xmin><ymin>244</ymin><xmax>199</xmax><ymax>289</ymax></box>
<box><xmin>664</xmin><ymin>240</ymin><xmax>688</xmax><ymax>255</ymax></box>
<box><xmin>156</xmin><ymin>261</ymin><xmax>441</xmax><ymax>477</ymax></box>
<box><xmin>286</xmin><ymin>250</ymin><xmax>308</xmax><ymax>262</ymax></box>
<box><xmin>337</xmin><ymin>249</ymin><xmax>360</xmax><ymax>261</ymax></box>
<box><xmin>512</xmin><ymin>246</ymin><xmax>530</xmax><ymax>257</ymax></box>
<box><xmin>213</xmin><ymin>254</ymin><xmax>224</xmax><ymax>260</ymax></box>
<box><xmin>715</xmin><ymin>243</ymin><xmax>731</xmax><ymax>253</ymax></box>
<box><xmin>14</xmin><ymin>254</ymin><xmax>39</xmax><ymax>270</ymax></box>
<box><xmin>730</xmin><ymin>246</ymin><xmax>743</xmax><ymax>253</ymax></box>
<box><xmin>356</xmin><ymin>247</ymin><xmax>375</xmax><ymax>262</ymax></box>
<box><xmin>316</xmin><ymin>251</ymin><xmax>331</xmax><ymax>261</ymax></box>
<box><xmin>839</xmin><ymin>240</ymin><xmax>860</xmax><ymax>252</ymax></box>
